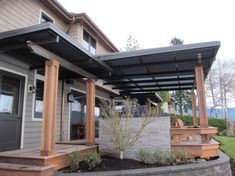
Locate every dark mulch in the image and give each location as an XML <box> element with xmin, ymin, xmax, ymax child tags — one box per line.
<box><xmin>65</xmin><ymin>155</ymin><xmax>163</xmax><ymax>173</ymax></box>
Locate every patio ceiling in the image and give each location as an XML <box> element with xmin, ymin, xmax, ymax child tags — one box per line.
<box><xmin>96</xmin><ymin>41</ymin><xmax>220</xmax><ymax>96</ymax></box>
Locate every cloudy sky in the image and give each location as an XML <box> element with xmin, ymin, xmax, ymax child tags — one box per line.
<box><xmin>58</xmin><ymin>0</ymin><xmax>235</xmax><ymax>60</ymax></box>
<box><xmin>58</xmin><ymin>0</ymin><xmax>235</xmax><ymax>107</ymax></box>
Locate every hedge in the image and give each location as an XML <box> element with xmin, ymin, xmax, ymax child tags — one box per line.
<box><xmin>176</xmin><ymin>115</ymin><xmax>227</xmax><ymax>132</ymax></box>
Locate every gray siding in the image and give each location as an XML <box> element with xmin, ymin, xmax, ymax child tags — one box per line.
<box><xmin>0</xmin><ymin>54</ymin><xmax>112</xmax><ymax>149</ymax></box>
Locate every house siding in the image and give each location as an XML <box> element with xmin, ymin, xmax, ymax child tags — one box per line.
<box><xmin>0</xmin><ymin>0</ymin><xmax>116</xmax><ymax>149</ymax></box>
<box><xmin>0</xmin><ymin>54</ymin><xmax>112</xmax><ymax>149</ymax></box>
<box><xmin>0</xmin><ymin>0</ymin><xmax>113</xmax><ymax>55</ymax></box>
<box><xmin>0</xmin><ymin>0</ymin><xmax>68</xmax><ymax>33</ymax></box>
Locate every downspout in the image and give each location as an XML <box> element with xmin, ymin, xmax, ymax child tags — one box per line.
<box><xmin>66</xmin><ymin>16</ymin><xmax>75</xmax><ymax>34</ymax></box>
<box><xmin>60</xmin><ymin>80</ymin><xmax>65</xmax><ymax>142</ymax></box>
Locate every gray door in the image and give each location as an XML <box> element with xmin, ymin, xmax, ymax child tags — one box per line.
<box><xmin>0</xmin><ymin>70</ymin><xmax>25</xmax><ymax>151</ymax></box>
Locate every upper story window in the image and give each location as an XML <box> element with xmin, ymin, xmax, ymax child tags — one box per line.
<box><xmin>40</xmin><ymin>12</ymin><xmax>54</xmax><ymax>24</ymax></box>
<box><xmin>82</xmin><ymin>29</ymin><xmax>96</xmax><ymax>54</ymax></box>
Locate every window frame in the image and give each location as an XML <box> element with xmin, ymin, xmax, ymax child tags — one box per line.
<box><xmin>82</xmin><ymin>28</ymin><xmax>97</xmax><ymax>54</ymax></box>
<box><xmin>32</xmin><ymin>71</ymin><xmax>45</xmax><ymax>121</ymax></box>
<box><xmin>39</xmin><ymin>10</ymin><xmax>55</xmax><ymax>24</ymax></box>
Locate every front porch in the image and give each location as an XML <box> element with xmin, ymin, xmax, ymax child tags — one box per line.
<box><xmin>0</xmin><ymin>144</ymin><xmax>97</xmax><ymax>175</ymax></box>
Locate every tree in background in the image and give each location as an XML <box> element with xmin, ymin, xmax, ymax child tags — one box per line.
<box><xmin>170</xmin><ymin>37</ymin><xmax>184</xmax><ymax>46</ymax></box>
<box><xmin>157</xmin><ymin>91</ymin><xmax>170</xmax><ymax>112</ymax></box>
<box><xmin>205</xmin><ymin>60</ymin><xmax>235</xmax><ymax>119</ymax></box>
<box><xmin>124</xmin><ymin>35</ymin><xmax>141</xmax><ymax>51</ymax></box>
<box><xmin>169</xmin><ymin>37</ymin><xmax>192</xmax><ymax>115</ymax></box>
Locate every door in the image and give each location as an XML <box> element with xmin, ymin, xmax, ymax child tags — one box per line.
<box><xmin>0</xmin><ymin>70</ymin><xmax>25</xmax><ymax>151</ymax></box>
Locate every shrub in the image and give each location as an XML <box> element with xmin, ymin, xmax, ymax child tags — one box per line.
<box><xmin>68</xmin><ymin>151</ymin><xmax>80</xmax><ymax>172</ymax></box>
<box><xmin>84</xmin><ymin>151</ymin><xmax>102</xmax><ymax>170</ymax></box>
<box><xmin>138</xmin><ymin>149</ymin><xmax>153</xmax><ymax>164</ymax></box>
<box><xmin>139</xmin><ymin>149</ymin><xmax>176</xmax><ymax>165</ymax></box>
<box><xmin>152</xmin><ymin>149</ymin><xmax>175</xmax><ymax>165</ymax></box>
<box><xmin>174</xmin><ymin>150</ymin><xmax>188</xmax><ymax>164</ymax></box>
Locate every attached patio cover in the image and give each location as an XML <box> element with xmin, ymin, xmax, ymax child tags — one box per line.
<box><xmin>98</xmin><ymin>41</ymin><xmax>220</xmax><ymax>98</ymax></box>
<box><xmin>0</xmin><ymin>23</ymin><xmax>220</xmax><ymax>100</ymax></box>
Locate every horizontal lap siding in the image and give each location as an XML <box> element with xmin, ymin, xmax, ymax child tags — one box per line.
<box><xmin>0</xmin><ymin>0</ymin><xmax>67</xmax><ymax>33</ymax></box>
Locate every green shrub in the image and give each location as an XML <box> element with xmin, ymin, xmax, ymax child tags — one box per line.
<box><xmin>138</xmin><ymin>149</ymin><xmax>153</xmax><ymax>164</ymax></box>
<box><xmin>174</xmin><ymin>150</ymin><xmax>188</xmax><ymax>164</ymax></box>
<box><xmin>68</xmin><ymin>151</ymin><xmax>80</xmax><ymax>172</ymax></box>
<box><xmin>152</xmin><ymin>149</ymin><xmax>175</xmax><ymax>165</ymax></box>
<box><xmin>139</xmin><ymin>149</ymin><xmax>176</xmax><ymax>165</ymax></box>
<box><xmin>84</xmin><ymin>151</ymin><xmax>102</xmax><ymax>170</ymax></box>
<box><xmin>176</xmin><ymin>115</ymin><xmax>227</xmax><ymax>133</ymax></box>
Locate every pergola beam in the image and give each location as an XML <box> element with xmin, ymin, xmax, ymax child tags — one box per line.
<box><xmin>104</xmin><ymin>77</ymin><xmax>195</xmax><ymax>85</ymax></box>
<box><xmin>120</xmin><ymin>87</ymin><xmax>193</xmax><ymax>94</ymax></box>
<box><xmin>112</xmin><ymin>57</ymin><xmax>211</xmax><ymax>69</ymax></box>
<box><xmin>100</xmin><ymin>69</ymin><xmax>194</xmax><ymax>80</ymax></box>
<box><xmin>27</xmin><ymin>41</ymin><xmax>97</xmax><ymax>79</ymax></box>
<box><xmin>113</xmin><ymin>83</ymin><xmax>193</xmax><ymax>90</ymax></box>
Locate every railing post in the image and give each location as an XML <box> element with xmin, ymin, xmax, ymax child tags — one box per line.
<box><xmin>86</xmin><ymin>79</ymin><xmax>96</xmax><ymax>145</ymax></box>
<box><xmin>40</xmin><ymin>60</ymin><xmax>59</xmax><ymax>156</ymax></box>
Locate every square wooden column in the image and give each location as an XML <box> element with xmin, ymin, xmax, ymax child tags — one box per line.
<box><xmin>192</xmin><ymin>91</ymin><xmax>198</xmax><ymax>127</ymax></box>
<box><xmin>195</xmin><ymin>66</ymin><xmax>208</xmax><ymax>128</ymax></box>
<box><xmin>86</xmin><ymin>79</ymin><xmax>96</xmax><ymax>145</ymax></box>
<box><xmin>40</xmin><ymin>60</ymin><xmax>59</xmax><ymax>156</ymax></box>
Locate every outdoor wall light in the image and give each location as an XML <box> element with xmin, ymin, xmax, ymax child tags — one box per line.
<box><xmin>67</xmin><ymin>92</ymin><xmax>74</xmax><ymax>103</ymax></box>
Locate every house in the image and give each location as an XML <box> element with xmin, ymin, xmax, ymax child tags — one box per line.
<box><xmin>0</xmin><ymin>0</ymin><xmax>221</xmax><ymax>175</ymax></box>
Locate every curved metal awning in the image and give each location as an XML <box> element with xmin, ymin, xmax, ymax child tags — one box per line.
<box><xmin>96</xmin><ymin>41</ymin><xmax>220</xmax><ymax>97</ymax></box>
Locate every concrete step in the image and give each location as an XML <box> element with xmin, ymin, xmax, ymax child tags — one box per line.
<box><xmin>0</xmin><ymin>162</ymin><xmax>54</xmax><ymax>176</ymax></box>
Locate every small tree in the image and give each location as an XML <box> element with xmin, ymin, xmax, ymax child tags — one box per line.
<box><xmin>100</xmin><ymin>99</ymin><xmax>156</xmax><ymax>159</ymax></box>
<box><xmin>124</xmin><ymin>35</ymin><xmax>141</xmax><ymax>51</ymax></box>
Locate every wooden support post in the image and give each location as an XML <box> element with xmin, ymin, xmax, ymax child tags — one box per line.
<box><xmin>86</xmin><ymin>79</ymin><xmax>96</xmax><ymax>145</ymax></box>
<box><xmin>40</xmin><ymin>60</ymin><xmax>59</xmax><ymax>156</ymax></box>
<box><xmin>192</xmin><ymin>91</ymin><xmax>198</xmax><ymax>127</ymax></box>
<box><xmin>60</xmin><ymin>80</ymin><xmax>65</xmax><ymax>142</ymax></box>
<box><xmin>195</xmin><ymin>65</ymin><xmax>208</xmax><ymax>128</ymax></box>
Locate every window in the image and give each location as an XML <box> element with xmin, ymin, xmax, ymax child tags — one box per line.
<box><xmin>40</xmin><ymin>12</ymin><xmax>54</xmax><ymax>23</ymax></box>
<box><xmin>34</xmin><ymin>79</ymin><xmax>44</xmax><ymax>119</ymax></box>
<box><xmin>82</xmin><ymin>29</ymin><xmax>96</xmax><ymax>54</ymax></box>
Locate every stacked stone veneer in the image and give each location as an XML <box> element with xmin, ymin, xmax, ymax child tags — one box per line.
<box><xmin>99</xmin><ymin>116</ymin><xmax>171</xmax><ymax>160</ymax></box>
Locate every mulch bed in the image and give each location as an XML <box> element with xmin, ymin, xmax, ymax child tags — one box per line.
<box><xmin>65</xmin><ymin>155</ymin><xmax>164</xmax><ymax>173</ymax></box>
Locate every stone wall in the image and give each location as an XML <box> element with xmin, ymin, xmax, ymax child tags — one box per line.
<box><xmin>99</xmin><ymin>116</ymin><xmax>171</xmax><ymax>160</ymax></box>
<box><xmin>61</xmin><ymin>151</ymin><xmax>232</xmax><ymax>176</ymax></box>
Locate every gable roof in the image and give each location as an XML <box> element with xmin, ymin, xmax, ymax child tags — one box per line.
<box><xmin>40</xmin><ymin>0</ymin><xmax>118</xmax><ymax>52</ymax></box>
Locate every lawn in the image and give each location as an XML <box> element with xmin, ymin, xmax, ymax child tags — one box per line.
<box><xmin>214</xmin><ymin>135</ymin><xmax>235</xmax><ymax>164</ymax></box>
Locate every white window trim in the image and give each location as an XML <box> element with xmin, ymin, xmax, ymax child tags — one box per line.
<box><xmin>32</xmin><ymin>71</ymin><xmax>45</xmax><ymax>121</ymax></box>
<box><xmin>82</xmin><ymin>27</ymin><xmax>97</xmax><ymax>54</ymax></box>
<box><xmin>67</xmin><ymin>86</ymin><xmax>110</xmax><ymax>141</ymax></box>
<box><xmin>39</xmin><ymin>9</ymin><xmax>55</xmax><ymax>24</ymax></box>
<box><xmin>0</xmin><ymin>66</ymin><xmax>28</xmax><ymax>149</ymax></box>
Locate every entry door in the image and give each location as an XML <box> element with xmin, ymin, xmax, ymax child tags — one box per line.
<box><xmin>0</xmin><ymin>70</ymin><xmax>25</xmax><ymax>151</ymax></box>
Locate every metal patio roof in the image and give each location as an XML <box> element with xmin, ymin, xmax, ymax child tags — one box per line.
<box><xmin>0</xmin><ymin>22</ymin><xmax>112</xmax><ymax>79</ymax></box>
<box><xmin>0</xmin><ymin>23</ymin><xmax>220</xmax><ymax>99</ymax></box>
<box><xmin>96</xmin><ymin>41</ymin><xmax>220</xmax><ymax>96</ymax></box>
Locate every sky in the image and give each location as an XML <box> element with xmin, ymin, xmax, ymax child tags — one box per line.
<box><xmin>58</xmin><ymin>0</ymin><xmax>235</xmax><ymax>107</ymax></box>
